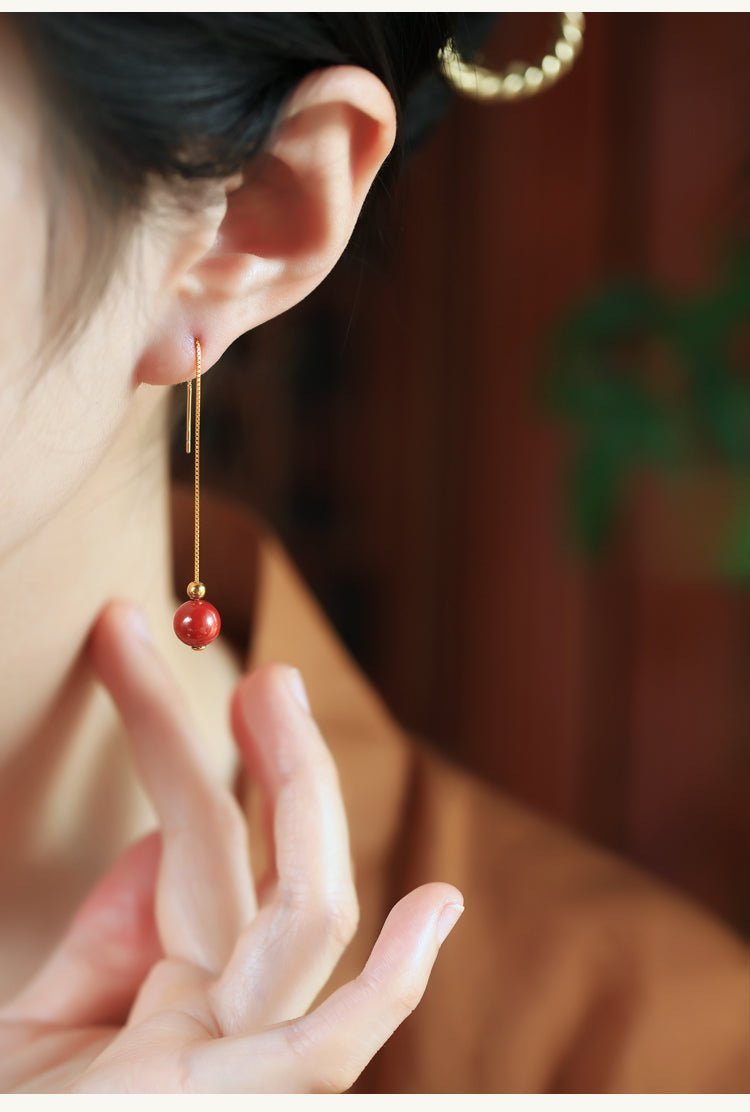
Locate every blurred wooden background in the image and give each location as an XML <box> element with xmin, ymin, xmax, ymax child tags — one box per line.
<box><xmin>187</xmin><ymin>14</ymin><xmax>750</xmax><ymax>937</ymax></box>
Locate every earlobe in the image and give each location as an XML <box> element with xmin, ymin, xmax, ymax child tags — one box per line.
<box><xmin>135</xmin><ymin>64</ymin><xmax>396</xmax><ymax>388</ymax></box>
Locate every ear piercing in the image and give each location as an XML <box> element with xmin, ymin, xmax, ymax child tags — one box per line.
<box><xmin>173</xmin><ymin>337</ymin><xmax>222</xmax><ymax>650</ymax></box>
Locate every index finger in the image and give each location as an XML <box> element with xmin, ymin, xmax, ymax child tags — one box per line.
<box><xmin>87</xmin><ymin>599</ymin><xmax>256</xmax><ymax>974</ymax></box>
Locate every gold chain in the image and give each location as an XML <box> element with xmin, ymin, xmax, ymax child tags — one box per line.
<box><xmin>193</xmin><ymin>338</ymin><xmax>201</xmax><ymax>586</ymax></box>
<box><xmin>185</xmin><ymin>338</ymin><xmax>201</xmax><ymax>587</ymax></box>
<box><xmin>438</xmin><ymin>12</ymin><xmax>585</xmax><ymax>103</ymax></box>
<box><xmin>177</xmin><ymin>336</ymin><xmax>217</xmax><ymax>651</ymax></box>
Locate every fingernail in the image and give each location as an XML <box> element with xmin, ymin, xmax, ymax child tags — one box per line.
<box><xmin>436</xmin><ymin>901</ymin><xmax>464</xmax><ymax>945</ymax></box>
<box><xmin>128</xmin><ymin>605</ymin><xmax>152</xmax><ymax>645</ymax></box>
<box><xmin>287</xmin><ymin>667</ymin><xmax>310</xmax><ymax>713</ymax></box>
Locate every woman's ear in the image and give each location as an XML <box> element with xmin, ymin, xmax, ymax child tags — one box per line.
<box><xmin>135</xmin><ymin>64</ymin><xmax>397</xmax><ymax>387</ymax></box>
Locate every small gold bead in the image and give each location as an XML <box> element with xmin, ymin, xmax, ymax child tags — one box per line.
<box><xmin>192</xmin><ymin>644</ymin><xmax>207</xmax><ymax>651</ymax></box>
<box><xmin>187</xmin><ymin>580</ymin><xmax>206</xmax><ymax>600</ymax></box>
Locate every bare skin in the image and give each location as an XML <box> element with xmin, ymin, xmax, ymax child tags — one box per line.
<box><xmin>0</xmin><ymin>18</ymin><xmax>464</xmax><ymax>1091</ymax></box>
<box><xmin>0</xmin><ymin>602</ymin><xmax>463</xmax><ymax>1092</ymax></box>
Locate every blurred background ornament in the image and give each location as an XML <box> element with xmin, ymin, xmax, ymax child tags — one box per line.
<box><xmin>438</xmin><ymin>12</ymin><xmax>585</xmax><ymax>103</ymax></box>
<box><xmin>543</xmin><ymin>242</ymin><xmax>750</xmax><ymax>579</ymax></box>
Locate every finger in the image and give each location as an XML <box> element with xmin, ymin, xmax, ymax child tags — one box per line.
<box><xmin>209</xmin><ymin>663</ymin><xmax>358</xmax><ymax>1033</ymax></box>
<box><xmin>0</xmin><ymin>831</ymin><xmax>162</xmax><ymax>1027</ymax></box>
<box><xmin>87</xmin><ymin>600</ymin><xmax>255</xmax><ymax>975</ymax></box>
<box><xmin>186</xmin><ymin>882</ymin><xmax>464</xmax><ymax>1093</ymax></box>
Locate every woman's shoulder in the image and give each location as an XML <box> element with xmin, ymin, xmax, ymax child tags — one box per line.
<box><xmin>242</xmin><ymin>504</ymin><xmax>415</xmax><ymax>867</ymax></box>
<box><xmin>193</xmin><ymin>491</ymin><xmax>749</xmax><ymax>1092</ymax></box>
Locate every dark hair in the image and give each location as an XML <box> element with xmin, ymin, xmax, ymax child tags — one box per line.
<box><xmin>13</xmin><ymin>13</ymin><xmax>475</xmax><ymax>357</ymax></box>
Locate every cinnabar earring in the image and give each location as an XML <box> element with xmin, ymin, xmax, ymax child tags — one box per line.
<box><xmin>173</xmin><ymin>338</ymin><xmax>221</xmax><ymax>650</ymax></box>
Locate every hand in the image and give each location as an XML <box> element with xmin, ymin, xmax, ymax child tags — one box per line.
<box><xmin>0</xmin><ymin>600</ymin><xmax>463</xmax><ymax>1093</ymax></box>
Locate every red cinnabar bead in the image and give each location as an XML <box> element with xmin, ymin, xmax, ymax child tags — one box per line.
<box><xmin>173</xmin><ymin>599</ymin><xmax>221</xmax><ymax>649</ymax></box>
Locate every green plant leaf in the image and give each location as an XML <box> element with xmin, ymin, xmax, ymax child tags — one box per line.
<box><xmin>543</xmin><ymin>242</ymin><xmax>750</xmax><ymax>574</ymax></box>
<box><xmin>719</xmin><ymin>494</ymin><xmax>750</xmax><ymax>579</ymax></box>
<box><xmin>556</xmin><ymin>282</ymin><xmax>666</xmax><ymax>354</ymax></box>
<box><xmin>568</xmin><ymin>440</ymin><xmax>627</xmax><ymax>553</ymax></box>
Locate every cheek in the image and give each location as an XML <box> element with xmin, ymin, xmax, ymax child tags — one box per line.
<box><xmin>0</xmin><ymin>235</ymin><xmax>158</xmax><ymax>559</ymax></box>
<box><xmin>0</xmin><ymin>24</ymin><xmax>167</xmax><ymax>559</ymax></box>
<box><xmin>0</xmin><ymin>21</ymin><xmax>121</xmax><ymax>558</ymax></box>
<box><xmin>0</xmin><ymin>148</ymin><xmax>130</xmax><ymax>555</ymax></box>
<box><xmin>0</xmin><ymin>25</ymin><xmax>48</xmax><ymax>456</ymax></box>
<box><xmin>0</xmin><ymin>155</ymin><xmax>152</xmax><ymax>558</ymax></box>
<box><xmin>0</xmin><ymin>43</ymin><xmax>76</xmax><ymax>555</ymax></box>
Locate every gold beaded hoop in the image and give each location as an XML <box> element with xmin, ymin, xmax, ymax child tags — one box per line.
<box><xmin>438</xmin><ymin>12</ymin><xmax>585</xmax><ymax>103</ymax></box>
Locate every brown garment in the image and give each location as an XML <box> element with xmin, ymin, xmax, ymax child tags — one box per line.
<box><xmin>172</xmin><ymin>483</ymin><xmax>750</xmax><ymax>1093</ymax></box>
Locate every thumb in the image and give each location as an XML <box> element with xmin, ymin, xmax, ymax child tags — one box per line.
<box><xmin>0</xmin><ymin>831</ymin><xmax>163</xmax><ymax>1028</ymax></box>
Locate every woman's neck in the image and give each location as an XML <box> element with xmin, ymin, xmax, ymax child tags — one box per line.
<box><xmin>0</xmin><ymin>385</ymin><xmax>244</xmax><ymax>866</ymax></box>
